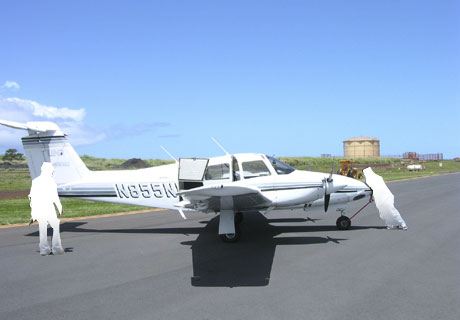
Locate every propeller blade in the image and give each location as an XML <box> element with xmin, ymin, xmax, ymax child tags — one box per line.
<box><xmin>323</xmin><ymin>177</ymin><xmax>330</xmax><ymax>212</ymax></box>
<box><xmin>324</xmin><ymin>194</ymin><xmax>330</xmax><ymax>212</ymax></box>
<box><xmin>327</xmin><ymin>164</ymin><xmax>334</xmax><ymax>182</ymax></box>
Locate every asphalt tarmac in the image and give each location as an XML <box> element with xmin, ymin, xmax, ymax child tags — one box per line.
<box><xmin>0</xmin><ymin>173</ymin><xmax>459</xmax><ymax>320</ymax></box>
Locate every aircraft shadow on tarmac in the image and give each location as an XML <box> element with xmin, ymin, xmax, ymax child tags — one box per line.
<box><xmin>25</xmin><ymin>213</ymin><xmax>382</xmax><ymax>287</ymax></box>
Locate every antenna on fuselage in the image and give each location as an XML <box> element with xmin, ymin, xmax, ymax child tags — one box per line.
<box><xmin>211</xmin><ymin>137</ymin><xmax>230</xmax><ymax>155</ymax></box>
<box><xmin>160</xmin><ymin>146</ymin><xmax>178</xmax><ymax>163</ymax></box>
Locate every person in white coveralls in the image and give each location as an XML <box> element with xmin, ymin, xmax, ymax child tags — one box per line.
<box><xmin>363</xmin><ymin>167</ymin><xmax>408</xmax><ymax>230</ymax></box>
<box><xmin>29</xmin><ymin>162</ymin><xmax>64</xmax><ymax>255</ymax></box>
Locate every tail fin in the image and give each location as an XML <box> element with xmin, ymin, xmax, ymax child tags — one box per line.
<box><xmin>0</xmin><ymin>120</ymin><xmax>90</xmax><ymax>185</ymax></box>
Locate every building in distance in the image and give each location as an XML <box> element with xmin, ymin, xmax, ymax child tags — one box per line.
<box><xmin>343</xmin><ymin>137</ymin><xmax>380</xmax><ymax>158</ymax></box>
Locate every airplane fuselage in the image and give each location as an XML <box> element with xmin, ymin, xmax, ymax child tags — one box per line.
<box><xmin>57</xmin><ymin>157</ymin><xmax>370</xmax><ymax>213</ymax></box>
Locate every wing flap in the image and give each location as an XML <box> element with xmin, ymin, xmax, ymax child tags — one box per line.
<box><xmin>178</xmin><ymin>184</ymin><xmax>272</xmax><ymax>212</ymax></box>
<box><xmin>178</xmin><ymin>185</ymin><xmax>260</xmax><ymax>198</ymax></box>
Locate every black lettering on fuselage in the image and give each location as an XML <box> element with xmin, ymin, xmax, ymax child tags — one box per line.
<box><xmin>139</xmin><ymin>184</ymin><xmax>151</xmax><ymax>198</ymax></box>
<box><xmin>128</xmin><ymin>184</ymin><xmax>140</xmax><ymax>198</ymax></box>
<box><xmin>115</xmin><ymin>183</ymin><xmax>179</xmax><ymax>199</ymax></box>
<box><xmin>163</xmin><ymin>183</ymin><xmax>178</xmax><ymax>198</ymax></box>
<box><xmin>151</xmin><ymin>184</ymin><xmax>164</xmax><ymax>198</ymax></box>
<box><xmin>115</xmin><ymin>184</ymin><xmax>130</xmax><ymax>198</ymax></box>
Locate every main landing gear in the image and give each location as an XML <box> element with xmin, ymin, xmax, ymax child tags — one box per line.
<box><xmin>219</xmin><ymin>212</ymin><xmax>243</xmax><ymax>243</ymax></box>
<box><xmin>219</xmin><ymin>225</ymin><xmax>241</xmax><ymax>243</ymax></box>
<box><xmin>234</xmin><ymin>211</ymin><xmax>244</xmax><ymax>225</ymax></box>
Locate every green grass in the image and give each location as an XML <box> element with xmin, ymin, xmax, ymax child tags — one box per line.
<box><xmin>280</xmin><ymin>157</ymin><xmax>401</xmax><ymax>174</ymax></box>
<box><xmin>368</xmin><ymin>160</ymin><xmax>460</xmax><ymax>181</ymax></box>
<box><xmin>0</xmin><ymin>198</ymin><xmax>31</xmax><ymax>225</ymax></box>
<box><xmin>280</xmin><ymin>157</ymin><xmax>460</xmax><ymax>181</ymax></box>
<box><xmin>1</xmin><ymin>156</ymin><xmax>458</xmax><ymax>225</ymax></box>
<box><xmin>0</xmin><ymin>171</ymin><xmax>31</xmax><ymax>191</ymax></box>
<box><xmin>0</xmin><ymin>198</ymin><xmax>147</xmax><ymax>225</ymax></box>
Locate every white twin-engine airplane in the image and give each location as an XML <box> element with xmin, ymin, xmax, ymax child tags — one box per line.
<box><xmin>1</xmin><ymin>120</ymin><xmax>372</xmax><ymax>242</ymax></box>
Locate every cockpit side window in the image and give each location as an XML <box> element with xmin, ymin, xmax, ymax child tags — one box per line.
<box><xmin>242</xmin><ymin>160</ymin><xmax>271</xmax><ymax>179</ymax></box>
<box><xmin>205</xmin><ymin>163</ymin><xmax>230</xmax><ymax>180</ymax></box>
<box><xmin>267</xmin><ymin>156</ymin><xmax>296</xmax><ymax>175</ymax></box>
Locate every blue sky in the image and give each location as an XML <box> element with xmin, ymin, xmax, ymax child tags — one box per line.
<box><xmin>0</xmin><ymin>1</ymin><xmax>458</xmax><ymax>159</ymax></box>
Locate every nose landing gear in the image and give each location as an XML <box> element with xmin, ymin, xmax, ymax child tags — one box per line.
<box><xmin>336</xmin><ymin>216</ymin><xmax>351</xmax><ymax>230</ymax></box>
<box><xmin>336</xmin><ymin>189</ymin><xmax>374</xmax><ymax>231</ymax></box>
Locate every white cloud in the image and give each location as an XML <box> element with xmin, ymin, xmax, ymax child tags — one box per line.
<box><xmin>2</xmin><ymin>81</ymin><xmax>20</xmax><ymax>90</ymax></box>
<box><xmin>5</xmin><ymin>97</ymin><xmax>85</xmax><ymax>121</ymax></box>
<box><xmin>0</xmin><ymin>97</ymin><xmax>103</xmax><ymax>147</ymax></box>
<box><xmin>0</xmin><ymin>97</ymin><xmax>173</xmax><ymax>152</ymax></box>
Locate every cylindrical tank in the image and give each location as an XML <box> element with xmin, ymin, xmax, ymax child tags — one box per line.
<box><xmin>343</xmin><ymin>137</ymin><xmax>380</xmax><ymax>158</ymax></box>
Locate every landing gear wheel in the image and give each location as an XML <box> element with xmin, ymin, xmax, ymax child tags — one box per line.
<box><xmin>336</xmin><ymin>216</ymin><xmax>351</xmax><ymax>230</ymax></box>
<box><xmin>235</xmin><ymin>212</ymin><xmax>244</xmax><ymax>225</ymax></box>
<box><xmin>219</xmin><ymin>225</ymin><xmax>241</xmax><ymax>243</ymax></box>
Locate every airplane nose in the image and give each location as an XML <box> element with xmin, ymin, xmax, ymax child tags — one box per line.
<box><xmin>339</xmin><ymin>175</ymin><xmax>372</xmax><ymax>194</ymax></box>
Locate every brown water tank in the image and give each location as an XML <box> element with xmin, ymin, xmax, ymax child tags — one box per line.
<box><xmin>343</xmin><ymin>137</ymin><xmax>380</xmax><ymax>158</ymax></box>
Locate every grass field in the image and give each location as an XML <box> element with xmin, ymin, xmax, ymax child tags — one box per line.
<box><xmin>1</xmin><ymin>156</ymin><xmax>458</xmax><ymax>225</ymax></box>
<box><xmin>0</xmin><ymin>171</ymin><xmax>31</xmax><ymax>192</ymax></box>
<box><xmin>280</xmin><ymin>157</ymin><xmax>460</xmax><ymax>181</ymax></box>
<box><xmin>0</xmin><ymin>198</ymin><xmax>147</xmax><ymax>225</ymax></box>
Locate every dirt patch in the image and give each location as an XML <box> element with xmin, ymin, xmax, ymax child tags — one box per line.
<box><xmin>118</xmin><ymin>158</ymin><xmax>151</xmax><ymax>169</ymax></box>
<box><xmin>0</xmin><ymin>190</ymin><xmax>29</xmax><ymax>200</ymax></box>
<box><xmin>0</xmin><ymin>162</ymin><xmax>28</xmax><ymax>169</ymax></box>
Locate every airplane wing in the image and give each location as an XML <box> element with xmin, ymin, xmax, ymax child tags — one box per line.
<box><xmin>177</xmin><ymin>184</ymin><xmax>272</xmax><ymax>212</ymax></box>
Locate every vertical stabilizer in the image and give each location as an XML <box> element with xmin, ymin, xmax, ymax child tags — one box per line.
<box><xmin>1</xmin><ymin>120</ymin><xmax>90</xmax><ymax>185</ymax></box>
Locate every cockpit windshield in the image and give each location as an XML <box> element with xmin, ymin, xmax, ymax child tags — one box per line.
<box><xmin>267</xmin><ymin>156</ymin><xmax>296</xmax><ymax>175</ymax></box>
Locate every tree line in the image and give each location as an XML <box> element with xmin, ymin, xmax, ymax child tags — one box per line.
<box><xmin>1</xmin><ymin>149</ymin><xmax>25</xmax><ymax>161</ymax></box>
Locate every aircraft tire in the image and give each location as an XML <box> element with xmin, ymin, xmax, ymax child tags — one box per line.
<box><xmin>219</xmin><ymin>225</ymin><xmax>241</xmax><ymax>243</ymax></box>
<box><xmin>336</xmin><ymin>216</ymin><xmax>351</xmax><ymax>230</ymax></box>
<box><xmin>235</xmin><ymin>212</ymin><xmax>244</xmax><ymax>225</ymax></box>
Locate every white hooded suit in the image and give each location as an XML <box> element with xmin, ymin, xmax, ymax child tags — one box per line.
<box><xmin>29</xmin><ymin>162</ymin><xmax>64</xmax><ymax>255</ymax></box>
<box><xmin>363</xmin><ymin>167</ymin><xmax>407</xmax><ymax>229</ymax></box>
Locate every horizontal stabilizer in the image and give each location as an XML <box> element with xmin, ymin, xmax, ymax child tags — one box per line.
<box><xmin>0</xmin><ymin>120</ymin><xmax>64</xmax><ymax>135</ymax></box>
<box><xmin>0</xmin><ymin>120</ymin><xmax>28</xmax><ymax>130</ymax></box>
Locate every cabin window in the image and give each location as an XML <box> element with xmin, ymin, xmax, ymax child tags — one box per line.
<box><xmin>242</xmin><ymin>160</ymin><xmax>271</xmax><ymax>179</ymax></box>
<box><xmin>205</xmin><ymin>163</ymin><xmax>230</xmax><ymax>180</ymax></box>
<box><xmin>267</xmin><ymin>156</ymin><xmax>296</xmax><ymax>175</ymax></box>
